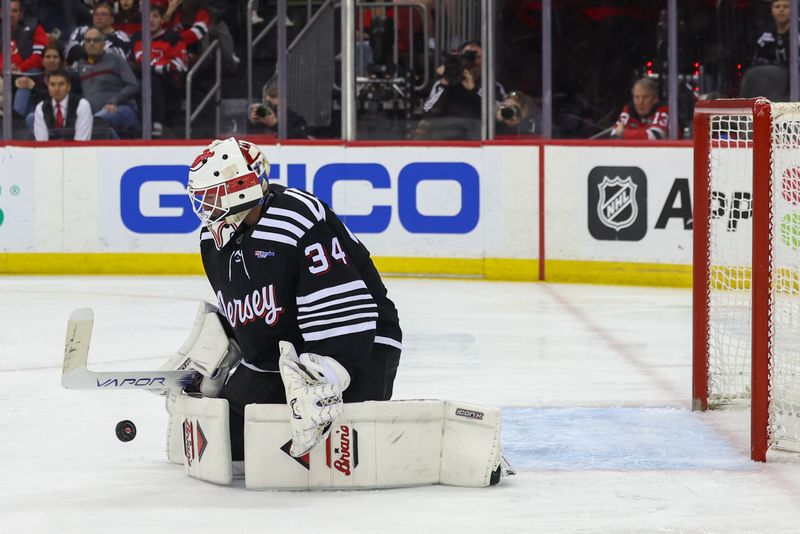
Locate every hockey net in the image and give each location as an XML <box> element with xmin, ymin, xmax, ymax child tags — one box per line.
<box><xmin>693</xmin><ymin>98</ymin><xmax>800</xmax><ymax>461</ymax></box>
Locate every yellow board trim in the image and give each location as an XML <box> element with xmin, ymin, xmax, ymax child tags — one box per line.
<box><xmin>0</xmin><ymin>254</ymin><xmax>542</xmax><ymax>280</ymax></box>
<box><xmin>0</xmin><ymin>254</ymin><xmax>693</xmax><ymax>287</ymax></box>
<box><xmin>0</xmin><ymin>253</ymin><xmax>206</xmax><ymax>275</ymax></box>
<box><xmin>372</xmin><ymin>257</ymin><xmax>540</xmax><ymax>281</ymax></box>
<box><xmin>544</xmin><ymin>259</ymin><xmax>693</xmax><ymax>287</ymax></box>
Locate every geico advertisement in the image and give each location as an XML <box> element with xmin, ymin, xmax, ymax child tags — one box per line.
<box><xmin>545</xmin><ymin>145</ymin><xmax>696</xmax><ymax>264</ymax></box>
<box><xmin>0</xmin><ymin>147</ymin><xmax>36</xmax><ymax>251</ymax></box>
<box><xmin>90</xmin><ymin>145</ymin><xmax>537</xmax><ymax>257</ymax></box>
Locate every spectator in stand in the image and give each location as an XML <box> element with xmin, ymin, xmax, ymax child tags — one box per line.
<box><xmin>114</xmin><ymin>0</ymin><xmax>142</xmax><ymax>37</ymax></box>
<box><xmin>73</xmin><ymin>27</ymin><xmax>141</xmax><ymax>138</ymax></box>
<box><xmin>30</xmin><ymin>0</ymin><xmax>93</xmax><ymax>46</ymax></box>
<box><xmin>0</xmin><ymin>0</ymin><xmax>48</xmax><ymax>73</ymax></box>
<box><xmin>495</xmin><ymin>90</ymin><xmax>540</xmax><ymax>138</ymax></box>
<box><xmin>162</xmin><ymin>0</ymin><xmax>209</xmax><ymax>54</ymax></box>
<box><xmin>245</xmin><ymin>0</ymin><xmax>294</xmax><ymax>27</ymax></box>
<box><xmin>754</xmin><ymin>0</ymin><xmax>796</xmax><ymax>67</ymax></box>
<box><xmin>131</xmin><ymin>4</ymin><xmax>188</xmax><ymax>137</ymax></box>
<box><xmin>357</xmin><ymin>0</ymin><xmax>431</xmax><ymax>67</ymax></box>
<box><xmin>65</xmin><ymin>2</ymin><xmax>132</xmax><ymax>65</ymax></box>
<box><xmin>162</xmin><ymin>0</ymin><xmax>239</xmax><ymax>72</ymax></box>
<box><xmin>247</xmin><ymin>83</ymin><xmax>308</xmax><ymax>138</ymax></box>
<box><xmin>33</xmin><ymin>69</ymin><xmax>93</xmax><ymax>141</ymax></box>
<box><xmin>418</xmin><ymin>41</ymin><xmax>507</xmax><ymax>140</ymax></box>
<box><xmin>13</xmin><ymin>44</ymin><xmax>81</xmax><ymax>135</ymax></box>
<box><xmin>609</xmin><ymin>77</ymin><xmax>669</xmax><ymax>140</ymax></box>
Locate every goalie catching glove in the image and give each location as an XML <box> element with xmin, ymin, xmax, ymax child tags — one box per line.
<box><xmin>278</xmin><ymin>341</ymin><xmax>351</xmax><ymax>457</ymax></box>
<box><xmin>161</xmin><ymin>301</ymin><xmax>242</xmax><ymax>397</ymax></box>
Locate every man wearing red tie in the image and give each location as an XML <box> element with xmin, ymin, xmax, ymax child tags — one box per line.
<box><xmin>33</xmin><ymin>70</ymin><xmax>93</xmax><ymax>141</ymax></box>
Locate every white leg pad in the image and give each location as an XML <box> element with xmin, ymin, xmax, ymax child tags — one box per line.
<box><xmin>244</xmin><ymin>400</ymin><xmax>502</xmax><ymax>489</ymax></box>
<box><xmin>166</xmin><ymin>391</ymin><xmax>184</xmax><ymax>464</ymax></box>
<box><xmin>173</xmin><ymin>394</ymin><xmax>233</xmax><ymax>485</ymax></box>
<box><xmin>440</xmin><ymin>401</ymin><xmax>502</xmax><ymax>487</ymax></box>
<box><xmin>167</xmin><ymin>397</ymin><xmax>503</xmax><ymax>489</ymax></box>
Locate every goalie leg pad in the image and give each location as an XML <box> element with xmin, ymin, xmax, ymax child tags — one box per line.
<box><xmin>244</xmin><ymin>400</ymin><xmax>503</xmax><ymax>490</ymax></box>
<box><xmin>171</xmin><ymin>394</ymin><xmax>233</xmax><ymax>485</ymax></box>
<box><xmin>440</xmin><ymin>401</ymin><xmax>502</xmax><ymax>487</ymax></box>
<box><xmin>166</xmin><ymin>391</ymin><xmax>184</xmax><ymax>464</ymax></box>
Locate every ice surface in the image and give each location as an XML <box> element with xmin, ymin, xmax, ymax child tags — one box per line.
<box><xmin>2</xmin><ymin>276</ymin><xmax>800</xmax><ymax>533</ymax></box>
<box><xmin>503</xmin><ymin>407</ymin><xmax>749</xmax><ymax>471</ymax></box>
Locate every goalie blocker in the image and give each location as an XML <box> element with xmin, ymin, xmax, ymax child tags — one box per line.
<box><xmin>169</xmin><ymin>395</ymin><xmax>505</xmax><ymax>489</ymax></box>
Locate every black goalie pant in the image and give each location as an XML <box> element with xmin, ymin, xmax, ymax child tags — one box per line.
<box><xmin>221</xmin><ymin>345</ymin><xmax>401</xmax><ymax>461</ymax></box>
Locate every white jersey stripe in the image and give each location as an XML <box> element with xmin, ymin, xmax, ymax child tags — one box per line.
<box><xmin>290</xmin><ymin>188</ymin><xmax>326</xmax><ymax>207</ymax></box>
<box><xmin>298</xmin><ymin>302</ymin><xmax>377</xmax><ymax>320</ymax></box>
<box><xmin>374</xmin><ymin>336</ymin><xmax>403</xmax><ymax>350</ymax></box>
<box><xmin>296</xmin><ymin>280</ymin><xmax>368</xmax><ymax>305</ymax></box>
<box><xmin>251</xmin><ymin>230</ymin><xmax>297</xmax><ymax>247</ymax></box>
<box><xmin>344</xmin><ymin>223</ymin><xmax>360</xmax><ymax>244</ymax></box>
<box><xmin>257</xmin><ymin>217</ymin><xmax>306</xmax><ymax>238</ymax></box>
<box><xmin>297</xmin><ymin>294</ymin><xmax>374</xmax><ymax>313</ymax></box>
<box><xmin>299</xmin><ymin>311</ymin><xmax>379</xmax><ymax>329</ymax></box>
<box><xmin>267</xmin><ymin>206</ymin><xmax>314</xmax><ymax>229</ymax></box>
<box><xmin>285</xmin><ymin>189</ymin><xmax>325</xmax><ymax>221</ymax></box>
<box><xmin>301</xmin><ymin>321</ymin><xmax>376</xmax><ymax>341</ymax></box>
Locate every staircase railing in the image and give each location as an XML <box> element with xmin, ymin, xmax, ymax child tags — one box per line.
<box><xmin>246</xmin><ymin>0</ymin><xmax>277</xmax><ymax>106</ymax></box>
<box><xmin>184</xmin><ymin>40</ymin><xmax>222</xmax><ymax>139</ymax></box>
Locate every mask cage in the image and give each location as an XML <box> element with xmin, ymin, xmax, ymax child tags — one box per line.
<box><xmin>189</xmin><ymin>183</ymin><xmax>231</xmax><ymax>225</ymax></box>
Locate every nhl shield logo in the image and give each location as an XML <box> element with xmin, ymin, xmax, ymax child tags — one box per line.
<box><xmin>597</xmin><ymin>175</ymin><xmax>638</xmax><ymax>230</ymax></box>
<box><xmin>587</xmin><ymin>166</ymin><xmax>647</xmax><ymax>241</ymax></box>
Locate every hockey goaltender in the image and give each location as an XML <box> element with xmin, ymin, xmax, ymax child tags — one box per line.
<box><xmin>63</xmin><ymin>137</ymin><xmax>512</xmax><ymax>489</ymax></box>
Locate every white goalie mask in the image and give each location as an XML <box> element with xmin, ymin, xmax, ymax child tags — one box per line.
<box><xmin>187</xmin><ymin>137</ymin><xmax>270</xmax><ymax>249</ymax></box>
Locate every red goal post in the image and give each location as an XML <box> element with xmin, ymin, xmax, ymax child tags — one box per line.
<box><xmin>693</xmin><ymin>97</ymin><xmax>800</xmax><ymax>462</ymax></box>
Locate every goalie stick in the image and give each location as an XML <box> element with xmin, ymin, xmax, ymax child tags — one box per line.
<box><xmin>62</xmin><ymin>308</ymin><xmax>199</xmax><ymax>392</ymax></box>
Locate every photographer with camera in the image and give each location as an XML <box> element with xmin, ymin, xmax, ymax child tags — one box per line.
<box><xmin>495</xmin><ymin>91</ymin><xmax>540</xmax><ymax>138</ymax></box>
<box><xmin>418</xmin><ymin>41</ymin><xmax>507</xmax><ymax>140</ymax></box>
<box><xmin>247</xmin><ymin>83</ymin><xmax>309</xmax><ymax>139</ymax></box>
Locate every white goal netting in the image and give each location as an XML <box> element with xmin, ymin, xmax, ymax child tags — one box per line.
<box><xmin>766</xmin><ymin>105</ymin><xmax>800</xmax><ymax>449</ymax></box>
<box><xmin>706</xmin><ymin>113</ymin><xmax>754</xmax><ymax>405</ymax></box>
<box><xmin>705</xmin><ymin>102</ymin><xmax>800</xmax><ymax>450</ymax></box>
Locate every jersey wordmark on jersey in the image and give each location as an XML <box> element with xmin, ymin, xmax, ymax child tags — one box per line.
<box><xmin>200</xmin><ymin>184</ymin><xmax>402</xmax><ymax>372</ymax></box>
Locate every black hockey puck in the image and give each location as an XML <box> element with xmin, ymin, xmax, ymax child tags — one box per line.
<box><xmin>115</xmin><ymin>420</ymin><xmax>137</xmax><ymax>442</ymax></box>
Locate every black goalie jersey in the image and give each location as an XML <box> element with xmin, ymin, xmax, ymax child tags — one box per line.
<box><xmin>200</xmin><ymin>184</ymin><xmax>402</xmax><ymax>372</ymax></box>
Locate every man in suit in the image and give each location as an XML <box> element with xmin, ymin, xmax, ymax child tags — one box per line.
<box><xmin>33</xmin><ymin>70</ymin><xmax>93</xmax><ymax>141</ymax></box>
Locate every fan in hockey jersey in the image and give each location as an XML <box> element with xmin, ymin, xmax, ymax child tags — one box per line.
<box><xmin>131</xmin><ymin>4</ymin><xmax>189</xmax><ymax>137</ymax></box>
<box><xmin>609</xmin><ymin>77</ymin><xmax>670</xmax><ymax>140</ymax></box>
<box><xmin>184</xmin><ymin>138</ymin><xmax>402</xmax><ymax>460</ymax></box>
<box><xmin>64</xmin><ymin>2</ymin><xmax>132</xmax><ymax>65</ymax></box>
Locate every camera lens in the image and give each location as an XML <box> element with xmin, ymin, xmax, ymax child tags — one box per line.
<box><xmin>500</xmin><ymin>106</ymin><xmax>518</xmax><ymax>120</ymax></box>
<box><xmin>255</xmin><ymin>105</ymin><xmax>268</xmax><ymax>118</ymax></box>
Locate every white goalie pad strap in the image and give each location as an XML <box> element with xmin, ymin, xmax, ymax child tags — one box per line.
<box><xmin>172</xmin><ymin>394</ymin><xmax>233</xmax><ymax>485</ymax></box>
<box><xmin>244</xmin><ymin>400</ymin><xmax>502</xmax><ymax>490</ymax></box>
